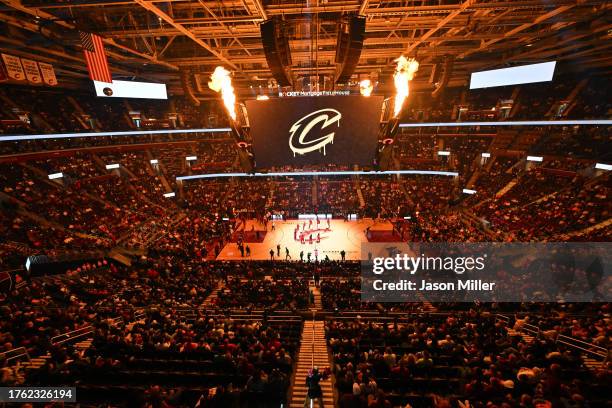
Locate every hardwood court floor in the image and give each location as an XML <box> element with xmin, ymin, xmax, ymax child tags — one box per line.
<box><xmin>217</xmin><ymin>218</ymin><xmax>383</xmax><ymax>261</ymax></box>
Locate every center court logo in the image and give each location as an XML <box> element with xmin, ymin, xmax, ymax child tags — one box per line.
<box><xmin>288</xmin><ymin>108</ymin><xmax>341</xmax><ymax>157</ymax></box>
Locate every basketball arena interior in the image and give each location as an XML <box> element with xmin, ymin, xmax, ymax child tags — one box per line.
<box><xmin>0</xmin><ymin>1</ymin><xmax>610</xmax><ymax>407</ymax></box>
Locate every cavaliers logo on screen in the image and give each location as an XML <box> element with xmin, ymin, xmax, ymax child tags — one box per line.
<box><xmin>288</xmin><ymin>108</ymin><xmax>341</xmax><ymax>157</ymax></box>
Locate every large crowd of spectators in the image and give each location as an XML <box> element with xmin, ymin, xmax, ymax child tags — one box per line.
<box><xmin>328</xmin><ymin>312</ymin><xmax>609</xmax><ymax>408</ymax></box>
<box><xmin>0</xmin><ymin>74</ymin><xmax>610</xmax><ymax>407</ymax></box>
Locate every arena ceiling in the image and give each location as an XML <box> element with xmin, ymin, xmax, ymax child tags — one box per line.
<box><xmin>0</xmin><ymin>0</ymin><xmax>610</xmax><ymax>97</ymax></box>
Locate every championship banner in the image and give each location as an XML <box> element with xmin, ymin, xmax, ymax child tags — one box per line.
<box><xmin>247</xmin><ymin>95</ymin><xmax>383</xmax><ymax>168</ymax></box>
<box><xmin>21</xmin><ymin>58</ymin><xmax>43</xmax><ymax>84</ymax></box>
<box><xmin>38</xmin><ymin>62</ymin><xmax>58</xmax><ymax>86</ymax></box>
<box><xmin>1</xmin><ymin>53</ymin><xmax>25</xmax><ymax>81</ymax></box>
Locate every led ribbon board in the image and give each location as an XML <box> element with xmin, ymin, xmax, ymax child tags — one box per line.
<box><xmin>176</xmin><ymin>169</ymin><xmax>459</xmax><ymax>181</ymax></box>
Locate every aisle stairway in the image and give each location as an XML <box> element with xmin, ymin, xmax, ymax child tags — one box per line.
<box><xmin>203</xmin><ymin>281</ymin><xmax>225</xmax><ymax>307</ymax></box>
<box><xmin>354</xmin><ymin>177</ymin><xmax>366</xmax><ymax>208</ymax></box>
<box><xmin>309</xmin><ymin>281</ymin><xmax>323</xmax><ymax>310</ymax></box>
<box><xmin>290</xmin><ymin>320</ymin><xmax>334</xmax><ymax>408</ymax></box>
<box><xmin>583</xmin><ymin>357</ymin><xmax>605</xmax><ymax>370</ymax></box>
<box><xmin>507</xmin><ymin>328</ymin><xmax>535</xmax><ymax>344</ymax></box>
<box><xmin>495</xmin><ymin>179</ymin><xmax>517</xmax><ymax>198</ymax></box>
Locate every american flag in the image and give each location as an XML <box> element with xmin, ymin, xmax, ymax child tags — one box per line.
<box><xmin>80</xmin><ymin>31</ymin><xmax>112</xmax><ymax>83</ymax></box>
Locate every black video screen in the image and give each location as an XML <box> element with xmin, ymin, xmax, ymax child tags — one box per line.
<box><xmin>247</xmin><ymin>95</ymin><xmax>383</xmax><ymax>168</ymax></box>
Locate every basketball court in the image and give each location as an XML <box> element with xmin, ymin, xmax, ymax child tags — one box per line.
<box><xmin>217</xmin><ymin>218</ymin><xmax>397</xmax><ymax>261</ymax></box>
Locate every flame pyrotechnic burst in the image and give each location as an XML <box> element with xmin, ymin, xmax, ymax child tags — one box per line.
<box><xmin>393</xmin><ymin>56</ymin><xmax>419</xmax><ymax>118</ymax></box>
<box><xmin>208</xmin><ymin>66</ymin><xmax>236</xmax><ymax>121</ymax></box>
<box><xmin>359</xmin><ymin>79</ymin><xmax>373</xmax><ymax>97</ymax></box>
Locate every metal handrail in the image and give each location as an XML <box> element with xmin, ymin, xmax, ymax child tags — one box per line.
<box><xmin>0</xmin><ymin>347</ymin><xmax>30</xmax><ymax>367</ymax></box>
<box><xmin>51</xmin><ymin>326</ymin><xmax>94</xmax><ymax>345</ymax></box>
<box><xmin>556</xmin><ymin>334</ymin><xmax>609</xmax><ymax>359</ymax></box>
<box><xmin>495</xmin><ymin>314</ymin><xmax>510</xmax><ymax>323</ymax></box>
<box><xmin>501</xmin><ymin>314</ymin><xmax>610</xmax><ymax>361</ymax></box>
<box><xmin>311</xmin><ymin>310</ymin><xmax>316</xmax><ymax>369</ymax></box>
<box><xmin>522</xmin><ymin>323</ymin><xmax>540</xmax><ymax>336</ymax></box>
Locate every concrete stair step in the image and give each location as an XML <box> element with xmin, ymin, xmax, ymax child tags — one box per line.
<box><xmin>292</xmin><ymin>390</ymin><xmax>333</xmax><ymax>396</ymax></box>
<box><xmin>292</xmin><ymin>320</ymin><xmax>334</xmax><ymax>408</ymax></box>
<box><xmin>293</xmin><ymin>384</ymin><xmax>332</xmax><ymax>391</ymax></box>
<box><xmin>290</xmin><ymin>400</ymin><xmax>333</xmax><ymax>408</ymax></box>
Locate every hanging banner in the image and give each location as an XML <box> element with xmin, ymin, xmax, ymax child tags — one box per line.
<box><xmin>1</xmin><ymin>53</ymin><xmax>25</xmax><ymax>81</ymax></box>
<box><xmin>38</xmin><ymin>62</ymin><xmax>58</xmax><ymax>86</ymax></box>
<box><xmin>0</xmin><ymin>59</ymin><xmax>7</xmax><ymax>82</ymax></box>
<box><xmin>21</xmin><ymin>58</ymin><xmax>43</xmax><ymax>84</ymax></box>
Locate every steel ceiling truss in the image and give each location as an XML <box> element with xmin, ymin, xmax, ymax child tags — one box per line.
<box><xmin>0</xmin><ymin>0</ymin><xmax>609</xmax><ymax>92</ymax></box>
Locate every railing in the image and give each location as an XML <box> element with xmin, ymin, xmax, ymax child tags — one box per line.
<box><xmin>521</xmin><ymin>323</ymin><xmax>541</xmax><ymax>337</ymax></box>
<box><xmin>557</xmin><ymin>334</ymin><xmax>609</xmax><ymax>360</ymax></box>
<box><xmin>311</xmin><ymin>310</ymin><xmax>316</xmax><ymax>369</ymax></box>
<box><xmin>498</xmin><ymin>314</ymin><xmax>609</xmax><ymax>362</ymax></box>
<box><xmin>0</xmin><ymin>347</ymin><xmax>30</xmax><ymax>367</ymax></box>
<box><xmin>133</xmin><ymin>310</ymin><xmax>146</xmax><ymax>321</ymax></box>
<box><xmin>495</xmin><ymin>314</ymin><xmax>510</xmax><ymax>324</ymax></box>
<box><xmin>170</xmin><ymin>307</ymin><xmax>303</xmax><ymax>323</ymax></box>
<box><xmin>51</xmin><ymin>326</ymin><xmax>94</xmax><ymax>345</ymax></box>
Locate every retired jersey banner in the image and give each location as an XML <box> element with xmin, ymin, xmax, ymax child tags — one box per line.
<box><xmin>21</xmin><ymin>58</ymin><xmax>42</xmax><ymax>84</ymax></box>
<box><xmin>1</xmin><ymin>53</ymin><xmax>25</xmax><ymax>81</ymax></box>
<box><xmin>38</xmin><ymin>62</ymin><xmax>58</xmax><ymax>86</ymax></box>
<box><xmin>246</xmin><ymin>95</ymin><xmax>383</xmax><ymax>168</ymax></box>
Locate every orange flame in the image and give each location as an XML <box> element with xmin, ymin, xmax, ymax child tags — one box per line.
<box><xmin>208</xmin><ymin>66</ymin><xmax>236</xmax><ymax>121</ymax></box>
<box><xmin>359</xmin><ymin>79</ymin><xmax>373</xmax><ymax>97</ymax></box>
<box><xmin>393</xmin><ymin>56</ymin><xmax>419</xmax><ymax>118</ymax></box>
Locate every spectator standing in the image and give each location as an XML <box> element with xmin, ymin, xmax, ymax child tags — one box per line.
<box><xmin>304</xmin><ymin>367</ymin><xmax>326</xmax><ymax>408</ymax></box>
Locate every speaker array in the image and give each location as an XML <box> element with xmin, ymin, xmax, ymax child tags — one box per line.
<box><xmin>179</xmin><ymin>68</ymin><xmax>200</xmax><ymax>106</ymax></box>
<box><xmin>335</xmin><ymin>15</ymin><xmax>366</xmax><ymax>84</ymax></box>
<box><xmin>260</xmin><ymin>19</ymin><xmax>293</xmax><ymax>87</ymax></box>
<box><xmin>431</xmin><ymin>55</ymin><xmax>454</xmax><ymax>98</ymax></box>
